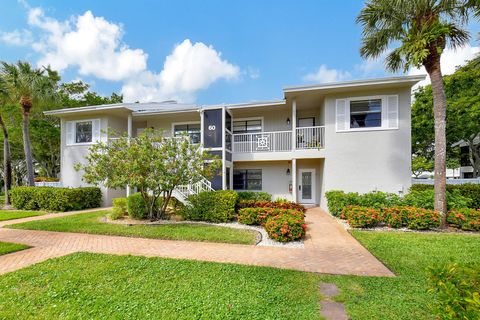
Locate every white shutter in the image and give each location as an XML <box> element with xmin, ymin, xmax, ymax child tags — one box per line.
<box><xmin>386</xmin><ymin>95</ymin><xmax>399</xmax><ymax>129</ymax></box>
<box><xmin>335</xmin><ymin>99</ymin><xmax>347</xmax><ymax>132</ymax></box>
<box><xmin>66</xmin><ymin>121</ymin><xmax>74</xmax><ymax>145</ymax></box>
<box><xmin>92</xmin><ymin>119</ymin><xmax>101</xmax><ymax>143</ymax></box>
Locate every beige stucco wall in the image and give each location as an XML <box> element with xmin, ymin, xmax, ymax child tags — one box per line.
<box><xmin>320</xmin><ymin>87</ymin><xmax>412</xmax><ymax>209</ymax></box>
<box><xmin>146</xmin><ymin>113</ymin><xmax>200</xmax><ymax>137</ymax></box>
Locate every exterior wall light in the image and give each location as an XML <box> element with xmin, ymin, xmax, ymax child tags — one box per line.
<box><xmin>286</xmin><ymin>168</ymin><xmax>291</xmax><ymax>176</ymax></box>
<box><xmin>286</xmin><ymin>118</ymin><xmax>291</xmax><ymax>125</ymax></box>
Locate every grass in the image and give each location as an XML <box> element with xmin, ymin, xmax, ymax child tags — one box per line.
<box><xmin>9</xmin><ymin>210</ymin><xmax>257</xmax><ymax>245</ymax></box>
<box><xmin>0</xmin><ymin>210</ymin><xmax>46</xmax><ymax>221</ymax></box>
<box><xmin>0</xmin><ymin>241</ymin><xmax>29</xmax><ymax>256</ymax></box>
<box><xmin>320</xmin><ymin>231</ymin><xmax>480</xmax><ymax>320</ymax></box>
<box><xmin>0</xmin><ymin>253</ymin><xmax>321</xmax><ymax>319</ymax></box>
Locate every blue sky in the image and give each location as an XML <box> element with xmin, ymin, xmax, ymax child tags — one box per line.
<box><xmin>1</xmin><ymin>0</ymin><xmax>479</xmax><ymax>104</ymax></box>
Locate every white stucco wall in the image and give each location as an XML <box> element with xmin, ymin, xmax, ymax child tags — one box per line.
<box><xmin>320</xmin><ymin>87</ymin><xmax>412</xmax><ymax>209</ymax></box>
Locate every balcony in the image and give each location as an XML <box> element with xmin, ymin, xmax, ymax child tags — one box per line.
<box><xmin>233</xmin><ymin>126</ymin><xmax>324</xmax><ymax>153</ymax></box>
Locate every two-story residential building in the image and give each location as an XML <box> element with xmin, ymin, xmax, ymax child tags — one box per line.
<box><xmin>45</xmin><ymin>75</ymin><xmax>425</xmax><ymax>209</ymax></box>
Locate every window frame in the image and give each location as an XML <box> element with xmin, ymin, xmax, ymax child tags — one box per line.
<box><xmin>232</xmin><ymin>117</ymin><xmax>264</xmax><ymax>134</ymax></box>
<box><xmin>233</xmin><ymin>168</ymin><xmax>262</xmax><ymax>191</ymax></box>
<box><xmin>171</xmin><ymin>121</ymin><xmax>201</xmax><ymax>144</ymax></box>
<box><xmin>336</xmin><ymin>95</ymin><xmax>399</xmax><ymax>133</ymax></box>
<box><xmin>349</xmin><ymin>98</ymin><xmax>383</xmax><ymax>130</ymax></box>
<box><xmin>66</xmin><ymin>119</ymin><xmax>97</xmax><ymax>146</ymax></box>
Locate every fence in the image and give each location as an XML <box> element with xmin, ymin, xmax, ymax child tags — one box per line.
<box><xmin>34</xmin><ymin>181</ymin><xmax>63</xmax><ymax>187</ymax></box>
<box><xmin>412</xmin><ymin>178</ymin><xmax>480</xmax><ymax>185</ymax></box>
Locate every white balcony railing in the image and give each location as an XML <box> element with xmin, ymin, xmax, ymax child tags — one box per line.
<box><xmin>232</xmin><ymin>126</ymin><xmax>325</xmax><ymax>153</ymax></box>
<box><xmin>296</xmin><ymin>126</ymin><xmax>325</xmax><ymax>150</ymax></box>
<box><xmin>233</xmin><ymin>131</ymin><xmax>292</xmax><ymax>153</ymax></box>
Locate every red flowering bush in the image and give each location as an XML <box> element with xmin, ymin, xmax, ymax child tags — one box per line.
<box><xmin>405</xmin><ymin>207</ymin><xmax>440</xmax><ymax>230</ymax></box>
<box><xmin>237</xmin><ymin>200</ymin><xmax>306</xmax><ymax>213</ymax></box>
<box><xmin>238</xmin><ymin>207</ymin><xmax>303</xmax><ymax>226</ymax></box>
<box><xmin>447</xmin><ymin>208</ymin><xmax>480</xmax><ymax>231</ymax></box>
<box><xmin>340</xmin><ymin>205</ymin><xmax>381</xmax><ymax>228</ymax></box>
<box><xmin>265</xmin><ymin>213</ymin><xmax>307</xmax><ymax>242</ymax></box>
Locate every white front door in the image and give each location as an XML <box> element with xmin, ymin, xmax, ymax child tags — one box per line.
<box><xmin>299</xmin><ymin>169</ymin><xmax>316</xmax><ymax>204</ymax></box>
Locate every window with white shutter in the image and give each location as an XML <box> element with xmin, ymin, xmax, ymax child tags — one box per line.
<box><xmin>336</xmin><ymin>95</ymin><xmax>399</xmax><ymax>132</ymax></box>
<box><xmin>65</xmin><ymin>119</ymin><xmax>101</xmax><ymax>145</ymax></box>
<box><xmin>335</xmin><ymin>99</ymin><xmax>347</xmax><ymax>132</ymax></box>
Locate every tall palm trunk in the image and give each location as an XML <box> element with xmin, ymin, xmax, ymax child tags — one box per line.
<box><xmin>0</xmin><ymin>116</ymin><xmax>12</xmax><ymax>206</ymax></box>
<box><xmin>425</xmin><ymin>57</ymin><xmax>448</xmax><ymax>228</ymax></box>
<box><xmin>20</xmin><ymin>98</ymin><xmax>35</xmax><ymax>186</ymax></box>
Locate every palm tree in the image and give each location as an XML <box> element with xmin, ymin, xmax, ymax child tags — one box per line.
<box><xmin>357</xmin><ymin>0</ymin><xmax>476</xmax><ymax>228</ymax></box>
<box><xmin>0</xmin><ymin>76</ymin><xmax>12</xmax><ymax>206</ymax></box>
<box><xmin>0</xmin><ymin>61</ymin><xmax>58</xmax><ymax>186</ymax></box>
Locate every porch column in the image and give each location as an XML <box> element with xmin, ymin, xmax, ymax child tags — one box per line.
<box><xmin>126</xmin><ymin>114</ymin><xmax>133</xmax><ymax>197</ymax></box>
<box><xmin>292</xmin><ymin>99</ymin><xmax>297</xmax><ymax>151</ymax></box>
<box><xmin>292</xmin><ymin>158</ymin><xmax>297</xmax><ymax>202</ymax></box>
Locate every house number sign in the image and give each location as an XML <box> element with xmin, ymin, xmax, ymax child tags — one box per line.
<box><xmin>208</xmin><ymin>125</ymin><xmax>216</xmax><ymax>131</ymax></box>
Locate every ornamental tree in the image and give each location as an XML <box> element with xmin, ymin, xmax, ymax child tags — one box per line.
<box><xmin>77</xmin><ymin>129</ymin><xmax>220</xmax><ymax>220</ymax></box>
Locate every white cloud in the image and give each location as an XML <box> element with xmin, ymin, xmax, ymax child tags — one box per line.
<box><xmin>246</xmin><ymin>66</ymin><xmax>260</xmax><ymax>79</ymax></box>
<box><xmin>0</xmin><ymin>29</ymin><xmax>32</xmax><ymax>46</ymax></box>
<box><xmin>121</xmin><ymin>39</ymin><xmax>240</xmax><ymax>102</ymax></box>
<box><xmin>27</xmin><ymin>7</ymin><xmax>148</xmax><ymax>81</ymax></box>
<box><xmin>409</xmin><ymin>45</ymin><xmax>480</xmax><ymax>88</ymax></box>
<box><xmin>302</xmin><ymin>64</ymin><xmax>351</xmax><ymax>83</ymax></box>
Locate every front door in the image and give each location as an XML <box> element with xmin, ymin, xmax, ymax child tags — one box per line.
<box><xmin>299</xmin><ymin>169</ymin><xmax>316</xmax><ymax>204</ymax></box>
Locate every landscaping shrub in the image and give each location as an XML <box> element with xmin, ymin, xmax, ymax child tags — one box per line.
<box><xmin>404</xmin><ymin>207</ymin><xmax>440</xmax><ymax>230</ymax></box>
<box><xmin>404</xmin><ymin>189</ymin><xmax>472</xmax><ymax>210</ymax></box>
<box><xmin>181</xmin><ymin>190</ymin><xmax>238</xmax><ymax>223</ymax></box>
<box><xmin>427</xmin><ymin>263</ymin><xmax>480</xmax><ymax>320</ymax></box>
<box><xmin>381</xmin><ymin>206</ymin><xmax>410</xmax><ymax>228</ymax></box>
<box><xmin>237</xmin><ymin>200</ymin><xmax>306</xmax><ymax>213</ymax></box>
<box><xmin>10</xmin><ymin>186</ymin><xmax>101</xmax><ymax>211</ymax></box>
<box><xmin>126</xmin><ymin>193</ymin><xmax>149</xmax><ymax>219</ymax></box>
<box><xmin>325</xmin><ymin>190</ymin><xmax>402</xmax><ymax>216</ymax></box>
<box><xmin>340</xmin><ymin>206</ymin><xmax>381</xmax><ymax>228</ymax></box>
<box><xmin>264</xmin><ymin>213</ymin><xmax>307</xmax><ymax>242</ymax></box>
<box><xmin>410</xmin><ymin>184</ymin><xmax>480</xmax><ymax>209</ymax></box>
<box><xmin>447</xmin><ymin>208</ymin><xmax>480</xmax><ymax>231</ymax></box>
<box><xmin>110</xmin><ymin>197</ymin><xmax>127</xmax><ymax>220</ymax></box>
<box><xmin>237</xmin><ymin>207</ymin><xmax>303</xmax><ymax>226</ymax></box>
<box><xmin>236</xmin><ymin>191</ymin><xmax>272</xmax><ymax>202</ymax></box>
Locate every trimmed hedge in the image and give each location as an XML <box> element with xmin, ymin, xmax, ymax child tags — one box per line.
<box><xmin>236</xmin><ymin>191</ymin><xmax>272</xmax><ymax>202</ymax></box>
<box><xmin>404</xmin><ymin>189</ymin><xmax>472</xmax><ymax>210</ymax></box>
<box><xmin>325</xmin><ymin>190</ymin><xmax>403</xmax><ymax>217</ymax></box>
<box><xmin>340</xmin><ymin>205</ymin><xmax>441</xmax><ymax>230</ymax></box>
<box><xmin>181</xmin><ymin>190</ymin><xmax>238</xmax><ymax>223</ymax></box>
<box><xmin>237</xmin><ymin>200</ymin><xmax>306</xmax><ymax>213</ymax></box>
<box><xmin>410</xmin><ymin>184</ymin><xmax>480</xmax><ymax>209</ymax></box>
<box><xmin>447</xmin><ymin>208</ymin><xmax>480</xmax><ymax>231</ymax></box>
<box><xmin>265</xmin><ymin>213</ymin><xmax>307</xmax><ymax>242</ymax></box>
<box><xmin>126</xmin><ymin>193</ymin><xmax>149</xmax><ymax>219</ymax></box>
<box><xmin>237</xmin><ymin>207</ymin><xmax>303</xmax><ymax>226</ymax></box>
<box><xmin>110</xmin><ymin>197</ymin><xmax>127</xmax><ymax>220</ymax></box>
<box><xmin>10</xmin><ymin>186</ymin><xmax>101</xmax><ymax>212</ymax></box>
<box><xmin>340</xmin><ymin>206</ymin><xmax>381</xmax><ymax>228</ymax></box>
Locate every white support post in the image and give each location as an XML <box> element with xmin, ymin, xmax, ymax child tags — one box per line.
<box><xmin>221</xmin><ymin>108</ymin><xmax>227</xmax><ymax>190</ymax></box>
<box><xmin>126</xmin><ymin>114</ymin><xmax>133</xmax><ymax>197</ymax></box>
<box><xmin>292</xmin><ymin>158</ymin><xmax>297</xmax><ymax>203</ymax></box>
<box><xmin>292</xmin><ymin>99</ymin><xmax>297</xmax><ymax>151</ymax></box>
<box><xmin>229</xmin><ymin>165</ymin><xmax>233</xmax><ymax>190</ymax></box>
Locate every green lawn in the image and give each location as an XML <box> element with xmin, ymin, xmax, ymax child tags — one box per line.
<box><xmin>0</xmin><ymin>210</ymin><xmax>45</xmax><ymax>222</ymax></box>
<box><xmin>9</xmin><ymin>210</ymin><xmax>257</xmax><ymax>245</ymax></box>
<box><xmin>0</xmin><ymin>253</ymin><xmax>321</xmax><ymax>319</ymax></box>
<box><xmin>0</xmin><ymin>241</ymin><xmax>29</xmax><ymax>256</ymax></box>
<box><xmin>321</xmin><ymin>231</ymin><xmax>480</xmax><ymax>320</ymax></box>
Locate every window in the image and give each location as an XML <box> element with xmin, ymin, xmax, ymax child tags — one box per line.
<box><xmin>350</xmin><ymin>99</ymin><xmax>382</xmax><ymax>128</ymax></box>
<box><xmin>75</xmin><ymin>121</ymin><xmax>93</xmax><ymax>143</ymax></box>
<box><xmin>233</xmin><ymin>169</ymin><xmax>262</xmax><ymax>190</ymax></box>
<box><xmin>174</xmin><ymin>123</ymin><xmax>200</xmax><ymax>144</ymax></box>
<box><xmin>233</xmin><ymin>119</ymin><xmax>262</xmax><ymax>134</ymax></box>
<box><xmin>298</xmin><ymin>117</ymin><xmax>315</xmax><ymax>127</ymax></box>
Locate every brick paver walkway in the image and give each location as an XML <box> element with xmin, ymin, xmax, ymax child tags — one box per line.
<box><xmin>0</xmin><ymin>207</ymin><xmax>394</xmax><ymax>277</ymax></box>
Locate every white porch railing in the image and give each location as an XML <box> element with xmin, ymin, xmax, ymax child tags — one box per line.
<box><xmin>173</xmin><ymin>177</ymin><xmax>214</xmax><ymax>204</ymax></box>
<box><xmin>232</xmin><ymin>126</ymin><xmax>325</xmax><ymax>153</ymax></box>
<box><xmin>296</xmin><ymin>126</ymin><xmax>325</xmax><ymax>150</ymax></box>
<box><xmin>233</xmin><ymin>131</ymin><xmax>292</xmax><ymax>153</ymax></box>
